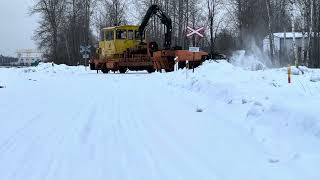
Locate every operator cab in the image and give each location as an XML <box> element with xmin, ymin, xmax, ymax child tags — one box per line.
<box><xmin>99</xmin><ymin>25</ymin><xmax>145</xmax><ymax>58</ymax></box>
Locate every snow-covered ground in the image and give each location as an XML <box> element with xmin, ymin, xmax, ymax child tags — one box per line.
<box><xmin>0</xmin><ymin>61</ymin><xmax>320</xmax><ymax>180</ymax></box>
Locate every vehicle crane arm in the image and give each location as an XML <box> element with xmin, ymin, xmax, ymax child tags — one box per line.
<box><xmin>138</xmin><ymin>4</ymin><xmax>172</xmax><ymax>49</ymax></box>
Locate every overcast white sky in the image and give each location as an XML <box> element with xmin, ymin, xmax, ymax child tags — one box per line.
<box><xmin>0</xmin><ymin>0</ymin><xmax>38</xmax><ymax>56</ymax></box>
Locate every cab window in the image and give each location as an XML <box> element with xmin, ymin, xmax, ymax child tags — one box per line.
<box><xmin>135</xmin><ymin>30</ymin><xmax>145</xmax><ymax>40</ymax></box>
<box><xmin>105</xmin><ymin>31</ymin><xmax>114</xmax><ymax>41</ymax></box>
<box><xmin>116</xmin><ymin>30</ymin><xmax>127</xmax><ymax>39</ymax></box>
<box><xmin>128</xmin><ymin>30</ymin><xmax>134</xmax><ymax>40</ymax></box>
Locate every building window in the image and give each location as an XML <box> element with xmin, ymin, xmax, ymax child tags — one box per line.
<box><xmin>116</xmin><ymin>30</ymin><xmax>127</xmax><ymax>40</ymax></box>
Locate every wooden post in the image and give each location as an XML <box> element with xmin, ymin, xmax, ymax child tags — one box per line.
<box><xmin>186</xmin><ymin>60</ymin><xmax>189</xmax><ymax>79</ymax></box>
<box><xmin>288</xmin><ymin>64</ymin><xmax>291</xmax><ymax>84</ymax></box>
<box><xmin>192</xmin><ymin>52</ymin><xmax>195</xmax><ymax>73</ymax></box>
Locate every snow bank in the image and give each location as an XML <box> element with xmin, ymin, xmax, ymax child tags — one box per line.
<box><xmin>22</xmin><ymin>63</ymin><xmax>88</xmax><ymax>74</ymax></box>
<box><xmin>1</xmin><ymin>60</ymin><xmax>320</xmax><ymax>179</ymax></box>
<box><xmin>167</xmin><ymin>60</ymin><xmax>320</xmax><ymax>170</ymax></box>
<box><xmin>311</xmin><ymin>74</ymin><xmax>320</xmax><ymax>82</ymax></box>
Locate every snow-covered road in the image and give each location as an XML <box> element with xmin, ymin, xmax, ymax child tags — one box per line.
<box><xmin>0</xmin><ymin>63</ymin><xmax>319</xmax><ymax>180</ymax></box>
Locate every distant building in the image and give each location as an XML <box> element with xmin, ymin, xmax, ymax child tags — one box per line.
<box><xmin>263</xmin><ymin>32</ymin><xmax>311</xmax><ymax>66</ymax></box>
<box><xmin>0</xmin><ymin>55</ymin><xmax>18</xmax><ymax>66</ymax></box>
<box><xmin>15</xmin><ymin>49</ymin><xmax>44</xmax><ymax>66</ymax></box>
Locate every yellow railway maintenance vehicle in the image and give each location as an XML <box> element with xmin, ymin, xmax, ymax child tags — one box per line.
<box><xmin>90</xmin><ymin>4</ymin><xmax>208</xmax><ymax>73</ymax></box>
<box><xmin>90</xmin><ymin>25</ymin><xmax>155</xmax><ymax>73</ymax></box>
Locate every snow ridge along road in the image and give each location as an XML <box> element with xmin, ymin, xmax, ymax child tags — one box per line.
<box><xmin>0</xmin><ymin>63</ymin><xmax>319</xmax><ymax>180</ymax></box>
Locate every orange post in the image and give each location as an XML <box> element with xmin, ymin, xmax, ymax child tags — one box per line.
<box><xmin>288</xmin><ymin>64</ymin><xmax>291</xmax><ymax>84</ymax></box>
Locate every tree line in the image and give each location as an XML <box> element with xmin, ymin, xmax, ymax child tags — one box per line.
<box><xmin>31</xmin><ymin>0</ymin><xmax>320</xmax><ymax>67</ymax></box>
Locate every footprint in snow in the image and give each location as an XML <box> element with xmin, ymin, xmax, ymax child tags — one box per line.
<box><xmin>196</xmin><ymin>108</ymin><xmax>203</xmax><ymax>112</ymax></box>
<box><xmin>268</xmin><ymin>159</ymin><xmax>280</xmax><ymax>163</ymax></box>
<box><xmin>246</xmin><ymin>102</ymin><xmax>265</xmax><ymax>117</ymax></box>
<box><xmin>242</xmin><ymin>99</ymin><xmax>248</xmax><ymax>104</ymax></box>
<box><xmin>254</xmin><ymin>101</ymin><xmax>263</xmax><ymax>106</ymax></box>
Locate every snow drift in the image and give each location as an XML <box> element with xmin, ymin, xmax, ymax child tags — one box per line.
<box><xmin>168</xmin><ymin>60</ymin><xmax>320</xmax><ymax>178</ymax></box>
<box><xmin>1</xmin><ymin>60</ymin><xmax>320</xmax><ymax>180</ymax></box>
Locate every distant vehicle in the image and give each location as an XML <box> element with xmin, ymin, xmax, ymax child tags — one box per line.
<box><xmin>89</xmin><ymin>4</ymin><xmax>208</xmax><ymax>73</ymax></box>
<box><xmin>31</xmin><ymin>60</ymin><xmax>41</xmax><ymax>67</ymax></box>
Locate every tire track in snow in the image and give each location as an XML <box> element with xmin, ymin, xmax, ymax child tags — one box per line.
<box><xmin>126</xmin><ymin>95</ymin><xmax>168</xmax><ymax>180</ymax></box>
<box><xmin>94</xmin><ymin>94</ymin><xmax>115</xmax><ymax>180</ymax></box>
<box><xmin>0</xmin><ymin>113</ymin><xmax>43</xmax><ymax>153</ymax></box>
<box><xmin>40</xmin><ymin>101</ymin><xmax>99</xmax><ymax>180</ymax></box>
<box><xmin>112</xmin><ymin>82</ymin><xmax>131</xmax><ymax>180</ymax></box>
<box><xmin>135</xmin><ymin>81</ymin><xmax>222</xmax><ymax>180</ymax></box>
<box><xmin>7</xmin><ymin>102</ymin><xmax>93</xmax><ymax>180</ymax></box>
<box><xmin>99</xmin><ymin>93</ymin><xmax>116</xmax><ymax>180</ymax></box>
<box><xmin>117</xmin><ymin>88</ymin><xmax>161</xmax><ymax>180</ymax></box>
<box><xmin>110</xmin><ymin>78</ymin><xmax>217</xmax><ymax>179</ymax></box>
<box><xmin>59</xmin><ymin>99</ymin><xmax>106</xmax><ymax>180</ymax></box>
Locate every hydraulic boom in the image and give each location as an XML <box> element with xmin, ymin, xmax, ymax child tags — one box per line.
<box><xmin>139</xmin><ymin>5</ymin><xmax>172</xmax><ymax>49</ymax></box>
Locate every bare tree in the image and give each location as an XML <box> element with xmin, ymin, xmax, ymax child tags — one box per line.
<box><xmin>31</xmin><ymin>0</ymin><xmax>98</xmax><ymax>65</ymax></box>
<box><xmin>306</xmin><ymin>0</ymin><xmax>313</xmax><ymax>67</ymax></box>
<box><xmin>298</xmin><ymin>0</ymin><xmax>306</xmax><ymax>65</ymax></box>
<box><xmin>289</xmin><ymin>0</ymin><xmax>298</xmax><ymax>65</ymax></box>
<box><xmin>31</xmin><ymin>0</ymin><xmax>66</xmax><ymax>63</ymax></box>
<box><xmin>266</xmin><ymin>0</ymin><xmax>274</xmax><ymax>64</ymax></box>
<box><xmin>207</xmin><ymin>0</ymin><xmax>216</xmax><ymax>55</ymax></box>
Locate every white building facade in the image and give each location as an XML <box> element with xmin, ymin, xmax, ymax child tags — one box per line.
<box><xmin>15</xmin><ymin>49</ymin><xmax>44</xmax><ymax>66</ymax></box>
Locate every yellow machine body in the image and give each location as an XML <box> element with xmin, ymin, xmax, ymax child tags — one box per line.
<box><xmin>99</xmin><ymin>25</ymin><xmax>144</xmax><ymax>59</ymax></box>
